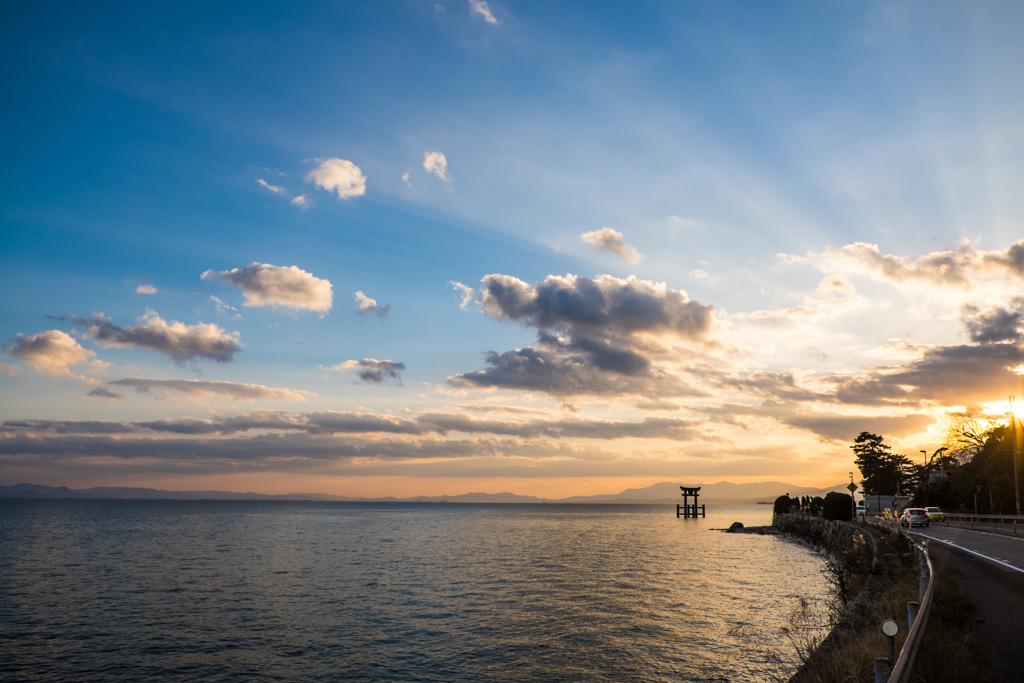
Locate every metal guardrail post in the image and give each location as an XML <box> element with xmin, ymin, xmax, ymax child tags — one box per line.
<box><xmin>887</xmin><ymin>541</ymin><xmax>934</xmax><ymax>683</ymax></box>
<box><xmin>874</xmin><ymin>659</ymin><xmax>891</xmax><ymax>683</ymax></box>
<box><xmin>907</xmin><ymin>602</ymin><xmax>919</xmax><ymax>630</ymax></box>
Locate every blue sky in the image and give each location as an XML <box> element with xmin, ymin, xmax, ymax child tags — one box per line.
<box><xmin>2</xmin><ymin>1</ymin><xmax>1024</xmax><ymax>497</ymax></box>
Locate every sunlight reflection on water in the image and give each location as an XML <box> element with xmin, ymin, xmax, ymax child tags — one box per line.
<box><xmin>0</xmin><ymin>500</ymin><xmax>829</xmax><ymax>682</ymax></box>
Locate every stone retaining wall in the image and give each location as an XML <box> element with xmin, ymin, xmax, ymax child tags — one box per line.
<box><xmin>772</xmin><ymin>513</ymin><xmax>878</xmax><ymax>572</ymax></box>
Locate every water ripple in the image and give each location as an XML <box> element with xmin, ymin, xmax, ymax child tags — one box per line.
<box><xmin>0</xmin><ymin>500</ymin><xmax>828</xmax><ymax>682</ymax></box>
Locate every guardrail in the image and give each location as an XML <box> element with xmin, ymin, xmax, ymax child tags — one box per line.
<box><xmin>940</xmin><ymin>513</ymin><xmax>1024</xmax><ymax>534</ymax></box>
<box><xmin>872</xmin><ymin>540</ymin><xmax>934</xmax><ymax>683</ymax></box>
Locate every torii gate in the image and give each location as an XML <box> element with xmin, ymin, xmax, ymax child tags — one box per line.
<box><xmin>677</xmin><ymin>486</ymin><xmax>705</xmax><ymax>518</ymax></box>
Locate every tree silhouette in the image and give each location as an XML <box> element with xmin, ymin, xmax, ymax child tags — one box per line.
<box><xmin>851</xmin><ymin>431</ymin><xmax>913</xmax><ymax>495</ymax></box>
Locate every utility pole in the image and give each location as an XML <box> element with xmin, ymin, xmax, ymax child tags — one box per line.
<box><xmin>1011</xmin><ymin>396</ymin><xmax>1021</xmax><ymax>516</ymax></box>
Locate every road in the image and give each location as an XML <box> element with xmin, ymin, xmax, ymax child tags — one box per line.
<box><xmin>905</xmin><ymin>524</ymin><xmax>1024</xmax><ymax>681</ymax></box>
<box><xmin>909</xmin><ymin>523</ymin><xmax>1024</xmax><ymax>573</ymax></box>
<box><xmin>935</xmin><ymin>517</ymin><xmax>1024</xmax><ymax>536</ymax></box>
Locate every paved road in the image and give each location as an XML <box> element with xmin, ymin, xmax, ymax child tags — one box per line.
<box><xmin>935</xmin><ymin>517</ymin><xmax>1024</xmax><ymax>536</ymax></box>
<box><xmin>905</xmin><ymin>525</ymin><xmax>1024</xmax><ymax>681</ymax></box>
<box><xmin>908</xmin><ymin>524</ymin><xmax>1024</xmax><ymax>573</ymax></box>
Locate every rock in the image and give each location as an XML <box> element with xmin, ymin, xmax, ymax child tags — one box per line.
<box><xmin>727</xmin><ymin>521</ymin><xmax>744</xmax><ymax>532</ymax></box>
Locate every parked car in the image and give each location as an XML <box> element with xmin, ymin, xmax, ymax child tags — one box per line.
<box><xmin>856</xmin><ymin>504</ymin><xmax>867</xmax><ymax>517</ymax></box>
<box><xmin>925</xmin><ymin>506</ymin><xmax>945</xmax><ymax>522</ymax></box>
<box><xmin>900</xmin><ymin>508</ymin><xmax>931</xmax><ymax>528</ymax></box>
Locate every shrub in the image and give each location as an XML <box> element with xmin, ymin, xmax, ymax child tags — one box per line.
<box><xmin>822</xmin><ymin>492</ymin><xmax>853</xmax><ymax>521</ymax></box>
<box><xmin>774</xmin><ymin>494</ymin><xmax>793</xmax><ymax>515</ymax></box>
<box><xmin>809</xmin><ymin>496</ymin><xmax>824</xmax><ymax>515</ymax></box>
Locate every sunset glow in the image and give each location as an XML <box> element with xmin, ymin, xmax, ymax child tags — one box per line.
<box><xmin>3</xmin><ymin>2</ymin><xmax>1024</xmax><ymax>498</ymax></box>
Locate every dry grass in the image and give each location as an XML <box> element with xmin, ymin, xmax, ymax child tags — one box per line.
<box><xmin>764</xmin><ymin>530</ymin><xmax>986</xmax><ymax>683</ymax></box>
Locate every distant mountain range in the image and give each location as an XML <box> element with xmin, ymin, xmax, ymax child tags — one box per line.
<box><xmin>0</xmin><ymin>480</ymin><xmax>848</xmax><ymax>504</ymax></box>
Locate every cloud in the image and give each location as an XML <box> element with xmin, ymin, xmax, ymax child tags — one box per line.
<box><xmin>477</xmin><ymin>273</ymin><xmax>714</xmax><ymax>340</ymax></box>
<box><xmin>450</xmin><ymin>346</ymin><xmax>708</xmax><ymax>396</ymax></box>
<box><xmin>580</xmin><ymin>228</ymin><xmax>643</xmax><ymax>264</ymax></box>
<box><xmin>305</xmin><ymin>158</ymin><xmax>366</xmax><ymax>199</ymax></box>
<box><xmin>448</xmin><ymin>281</ymin><xmax>479</xmax><ymax>310</ymax></box>
<box><xmin>963</xmin><ymin>299</ymin><xmax>1024</xmax><ymax>344</ymax></box>
<box><xmin>136</xmin><ymin>284</ymin><xmax>157</xmax><ymax>295</ymax></box>
<box><xmin>330</xmin><ymin>358</ymin><xmax>406</xmax><ymax>385</ymax></box>
<box><xmin>209</xmin><ymin>296</ymin><xmax>239</xmax><ymax>318</ymax></box>
<box><xmin>107</xmin><ymin>378</ymin><xmax>316</xmax><ymax>401</ymax></box>
<box><xmin>402</xmin><ymin>171</ymin><xmax>411</xmax><ymax>187</ymax></box>
<box><xmin>354</xmin><ymin>291</ymin><xmax>390</xmax><ymax>319</ymax></box>
<box><xmin>468</xmin><ymin>0</ymin><xmax>498</xmax><ymax>24</ymax></box>
<box><xmin>3</xmin><ymin>409</ymin><xmax>715</xmax><ymax>443</ymax></box>
<box><xmin>448</xmin><ymin>273</ymin><xmax>715</xmax><ymax>396</ymax></box>
<box><xmin>690</xmin><ymin>270</ymin><xmax>708</xmax><ymax>279</ymax></box>
<box><xmin>784</xmin><ymin>239</ymin><xmax>1024</xmax><ymax>289</ymax></box>
<box><xmin>86</xmin><ymin>387</ymin><xmax>125</xmax><ymax>400</ymax></box>
<box><xmin>256</xmin><ymin>178</ymin><xmax>286</xmax><ymax>195</ymax></box>
<box><xmin>5</xmin><ymin>330</ymin><xmax>98</xmax><ymax>379</ymax></box>
<box><xmin>423</xmin><ymin>152</ymin><xmax>452</xmax><ymax>182</ymax></box>
<box><xmin>3</xmin><ymin>419</ymin><xmax>141</xmax><ymax>434</ymax></box>
<box><xmin>0</xmin><ymin>361</ymin><xmax>18</xmax><ymax>376</ymax></box>
<box><xmin>202</xmin><ymin>263</ymin><xmax>333</xmax><ymax>314</ymax></box>
<box><xmin>72</xmin><ymin>311</ymin><xmax>241</xmax><ymax>365</ymax></box>
<box><xmin>702</xmin><ymin>402</ymin><xmax>934</xmax><ymax>443</ymax></box>
<box><xmin>290</xmin><ymin>195</ymin><xmax>311</xmax><ymax>209</ymax></box>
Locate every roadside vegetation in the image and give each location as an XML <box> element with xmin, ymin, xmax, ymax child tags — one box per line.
<box><xmin>751</xmin><ymin>423</ymin><xmax>1008</xmax><ymax>682</ymax></box>
<box><xmin>853</xmin><ymin>413</ymin><xmax>1022</xmax><ymax>513</ymax></box>
<box><xmin>771</xmin><ymin>527</ymin><xmax>986</xmax><ymax>683</ymax></box>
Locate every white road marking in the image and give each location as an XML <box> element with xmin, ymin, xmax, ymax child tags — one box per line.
<box><xmin>934</xmin><ymin>527</ymin><xmax>1024</xmax><ymax>543</ymax></box>
<box><xmin>912</xmin><ymin>533</ymin><xmax>1024</xmax><ymax>575</ymax></box>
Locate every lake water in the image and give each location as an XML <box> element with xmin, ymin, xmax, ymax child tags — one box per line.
<box><xmin>0</xmin><ymin>500</ymin><xmax>830</xmax><ymax>682</ymax></box>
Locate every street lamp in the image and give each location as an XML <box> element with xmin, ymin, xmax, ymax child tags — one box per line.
<box><xmin>850</xmin><ymin>471</ymin><xmax>856</xmax><ymax>519</ymax></box>
<box><xmin>1010</xmin><ymin>396</ymin><xmax>1021</xmax><ymax>516</ymax></box>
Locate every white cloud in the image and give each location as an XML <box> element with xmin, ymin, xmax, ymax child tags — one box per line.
<box><xmin>210</xmin><ymin>296</ymin><xmax>239</xmax><ymax>318</ymax></box>
<box><xmin>402</xmin><ymin>171</ymin><xmax>411</xmax><ymax>187</ymax></box>
<box><xmin>305</xmin><ymin>158</ymin><xmax>366</xmax><ymax>199</ymax></box>
<box><xmin>468</xmin><ymin>0</ymin><xmax>498</xmax><ymax>24</ymax></box>
<box><xmin>690</xmin><ymin>270</ymin><xmax>709</xmax><ymax>279</ymax></box>
<box><xmin>435</xmin><ymin>3</ymin><xmax>445</xmax><ymax>11</ymax></box>
<box><xmin>202</xmin><ymin>263</ymin><xmax>333</xmax><ymax>314</ymax></box>
<box><xmin>448</xmin><ymin>281</ymin><xmax>479</xmax><ymax>310</ymax></box>
<box><xmin>75</xmin><ymin>311</ymin><xmax>241</xmax><ymax>364</ymax></box>
<box><xmin>0</xmin><ymin>361</ymin><xmax>18</xmax><ymax>376</ymax></box>
<box><xmin>108</xmin><ymin>378</ymin><xmax>316</xmax><ymax>402</ymax></box>
<box><xmin>256</xmin><ymin>178</ymin><xmax>286</xmax><ymax>195</ymax></box>
<box><xmin>423</xmin><ymin>152</ymin><xmax>452</xmax><ymax>182</ymax></box>
<box><xmin>136</xmin><ymin>284</ymin><xmax>158</xmax><ymax>294</ymax></box>
<box><xmin>4</xmin><ymin>330</ymin><xmax>104</xmax><ymax>381</ymax></box>
<box><xmin>354</xmin><ymin>291</ymin><xmax>390</xmax><ymax>318</ymax></box>
<box><xmin>329</xmin><ymin>358</ymin><xmax>406</xmax><ymax>385</ymax></box>
<box><xmin>290</xmin><ymin>194</ymin><xmax>311</xmax><ymax>209</ymax></box>
<box><xmin>580</xmin><ymin>228</ymin><xmax>644</xmax><ymax>264</ymax></box>
<box><xmin>354</xmin><ymin>291</ymin><xmax>378</xmax><ymax>311</ymax></box>
<box><xmin>782</xmin><ymin>239</ymin><xmax>1024</xmax><ymax>290</ymax></box>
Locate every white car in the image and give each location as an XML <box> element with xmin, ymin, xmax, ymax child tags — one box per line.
<box><xmin>900</xmin><ymin>508</ymin><xmax>930</xmax><ymax>528</ymax></box>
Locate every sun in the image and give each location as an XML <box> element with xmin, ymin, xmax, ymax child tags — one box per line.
<box><xmin>980</xmin><ymin>399</ymin><xmax>1024</xmax><ymax>419</ymax></box>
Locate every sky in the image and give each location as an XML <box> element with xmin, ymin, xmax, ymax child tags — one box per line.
<box><xmin>2</xmin><ymin>0</ymin><xmax>1024</xmax><ymax>498</ymax></box>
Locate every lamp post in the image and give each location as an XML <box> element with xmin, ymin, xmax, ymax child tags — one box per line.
<box><xmin>850</xmin><ymin>471</ymin><xmax>856</xmax><ymax>519</ymax></box>
<box><xmin>1011</xmin><ymin>396</ymin><xmax>1020</xmax><ymax>516</ymax></box>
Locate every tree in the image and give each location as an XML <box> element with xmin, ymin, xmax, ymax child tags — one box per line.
<box><xmin>823</xmin><ymin>492</ymin><xmax>853</xmax><ymax>521</ymax></box>
<box><xmin>851</xmin><ymin>432</ymin><xmax>913</xmax><ymax>495</ymax></box>
<box><xmin>945</xmin><ymin>411</ymin><xmax>995</xmax><ymax>465</ymax></box>
<box><xmin>773</xmin><ymin>494</ymin><xmax>794</xmax><ymax>515</ymax></box>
